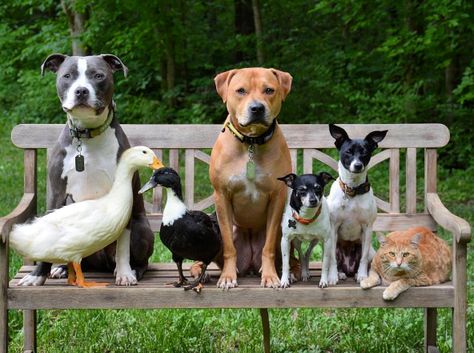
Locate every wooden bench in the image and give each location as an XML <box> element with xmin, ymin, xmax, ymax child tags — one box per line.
<box><xmin>1</xmin><ymin>123</ymin><xmax>470</xmax><ymax>353</ymax></box>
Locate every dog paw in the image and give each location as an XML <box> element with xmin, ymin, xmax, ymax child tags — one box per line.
<box><xmin>301</xmin><ymin>270</ymin><xmax>311</xmax><ymax>282</ymax></box>
<box><xmin>338</xmin><ymin>272</ymin><xmax>347</xmax><ymax>281</ymax></box>
<box><xmin>280</xmin><ymin>276</ymin><xmax>291</xmax><ymax>288</ymax></box>
<box><xmin>18</xmin><ymin>274</ymin><xmax>47</xmax><ymax>286</ymax></box>
<box><xmin>50</xmin><ymin>265</ymin><xmax>67</xmax><ymax>279</ymax></box>
<box><xmin>327</xmin><ymin>274</ymin><xmax>338</xmax><ymax>286</ymax></box>
<box><xmin>261</xmin><ymin>273</ymin><xmax>280</xmax><ymax>288</ymax></box>
<box><xmin>115</xmin><ymin>269</ymin><xmax>137</xmax><ymax>286</ymax></box>
<box><xmin>382</xmin><ymin>289</ymin><xmax>398</xmax><ymax>301</ymax></box>
<box><xmin>356</xmin><ymin>272</ymin><xmax>368</xmax><ymax>283</ymax></box>
<box><xmin>217</xmin><ymin>271</ymin><xmax>238</xmax><ymax>290</ymax></box>
<box><xmin>318</xmin><ymin>278</ymin><xmax>328</xmax><ymax>288</ymax></box>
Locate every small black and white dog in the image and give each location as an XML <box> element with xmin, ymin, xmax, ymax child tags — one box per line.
<box><xmin>327</xmin><ymin>124</ymin><xmax>388</xmax><ymax>282</ymax></box>
<box><xmin>278</xmin><ymin>172</ymin><xmax>336</xmax><ymax>288</ymax></box>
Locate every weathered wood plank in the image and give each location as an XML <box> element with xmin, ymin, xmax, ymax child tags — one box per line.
<box><xmin>147</xmin><ymin>213</ymin><xmax>436</xmax><ymax>233</ymax></box>
<box><xmin>11</xmin><ymin>124</ymin><xmax>450</xmax><ymax>149</ymax></box>
<box><xmin>406</xmin><ymin>148</ymin><xmax>417</xmax><ymax>214</ymax></box>
<box><xmin>185</xmin><ymin>149</ymin><xmax>195</xmax><ymax>208</ymax></box>
<box><xmin>7</xmin><ymin>283</ymin><xmax>454</xmax><ymax>310</ymax></box>
<box><xmin>389</xmin><ymin>149</ymin><xmax>400</xmax><ymax>213</ymax></box>
<box><xmin>426</xmin><ymin>193</ymin><xmax>471</xmax><ymax>243</ymax></box>
<box><xmin>424</xmin><ymin>149</ymin><xmax>437</xmax><ymax>214</ymax></box>
<box><xmin>151</xmin><ymin>149</ymin><xmax>163</xmax><ymax>213</ymax></box>
<box><xmin>452</xmin><ymin>241</ymin><xmax>468</xmax><ymax>353</ymax></box>
<box><xmin>424</xmin><ymin>308</ymin><xmax>437</xmax><ymax>353</ymax></box>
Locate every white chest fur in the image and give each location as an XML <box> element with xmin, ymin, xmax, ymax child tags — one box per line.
<box><xmin>62</xmin><ymin>127</ymin><xmax>120</xmax><ymax>202</ymax></box>
<box><xmin>327</xmin><ymin>177</ymin><xmax>377</xmax><ymax>241</ymax></box>
<box><xmin>281</xmin><ymin>196</ymin><xmax>332</xmax><ymax>242</ymax></box>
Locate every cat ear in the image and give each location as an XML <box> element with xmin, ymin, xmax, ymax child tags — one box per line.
<box><xmin>411</xmin><ymin>233</ymin><xmax>422</xmax><ymax>248</ymax></box>
<box><xmin>377</xmin><ymin>234</ymin><xmax>387</xmax><ymax>246</ymax></box>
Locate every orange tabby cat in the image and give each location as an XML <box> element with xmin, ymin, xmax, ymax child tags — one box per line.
<box><xmin>360</xmin><ymin>227</ymin><xmax>451</xmax><ymax>300</ymax></box>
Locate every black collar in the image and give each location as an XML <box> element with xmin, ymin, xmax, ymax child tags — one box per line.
<box><xmin>68</xmin><ymin>109</ymin><xmax>114</xmax><ymax>139</ymax></box>
<box><xmin>223</xmin><ymin>119</ymin><xmax>277</xmax><ymax>145</ymax></box>
<box><xmin>339</xmin><ymin>177</ymin><xmax>371</xmax><ymax>197</ymax></box>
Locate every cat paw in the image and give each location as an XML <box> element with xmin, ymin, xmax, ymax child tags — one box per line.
<box><xmin>360</xmin><ymin>278</ymin><xmax>372</xmax><ymax>289</ymax></box>
<box><xmin>382</xmin><ymin>289</ymin><xmax>398</xmax><ymax>301</ymax></box>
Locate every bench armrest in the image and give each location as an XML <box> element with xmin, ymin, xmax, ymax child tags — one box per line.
<box><xmin>0</xmin><ymin>192</ymin><xmax>36</xmax><ymax>243</ymax></box>
<box><xmin>426</xmin><ymin>192</ymin><xmax>471</xmax><ymax>243</ymax></box>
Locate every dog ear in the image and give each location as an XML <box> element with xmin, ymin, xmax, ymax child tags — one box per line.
<box><xmin>317</xmin><ymin>172</ymin><xmax>335</xmax><ymax>186</ymax></box>
<box><xmin>277</xmin><ymin>173</ymin><xmax>297</xmax><ymax>188</ymax></box>
<box><xmin>214</xmin><ymin>69</ymin><xmax>237</xmax><ymax>103</ymax></box>
<box><xmin>329</xmin><ymin>124</ymin><xmax>350</xmax><ymax>149</ymax></box>
<box><xmin>270</xmin><ymin>69</ymin><xmax>292</xmax><ymax>100</ymax></box>
<box><xmin>410</xmin><ymin>233</ymin><xmax>422</xmax><ymax>248</ymax></box>
<box><xmin>41</xmin><ymin>54</ymin><xmax>67</xmax><ymax>76</ymax></box>
<box><xmin>365</xmin><ymin>130</ymin><xmax>388</xmax><ymax>150</ymax></box>
<box><xmin>100</xmin><ymin>54</ymin><xmax>129</xmax><ymax>77</ymax></box>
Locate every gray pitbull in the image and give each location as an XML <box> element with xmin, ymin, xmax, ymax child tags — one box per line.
<box><xmin>18</xmin><ymin>54</ymin><xmax>154</xmax><ymax>286</ymax></box>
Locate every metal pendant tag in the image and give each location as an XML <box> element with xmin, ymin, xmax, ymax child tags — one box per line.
<box><xmin>75</xmin><ymin>154</ymin><xmax>85</xmax><ymax>172</ymax></box>
<box><xmin>246</xmin><ymin>160</ymin><xmax>256</xmax><ymax>180</ymax></box>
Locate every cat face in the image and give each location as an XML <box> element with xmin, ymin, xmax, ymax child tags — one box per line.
<box><xmin>380</xmin><ymin>245</ymin><xmax>419</xmax><ymax>274</ymax></box>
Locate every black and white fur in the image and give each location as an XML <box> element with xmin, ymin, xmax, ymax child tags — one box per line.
<box><xmin>139</xmin><ymin>167</ymin><xmax>222</xmax><ymax>292</ymax></box>
<box><xmin>326</xmin><ymin>124</ymin><xmax>388</xmax><ymax>282</ymax></box>
<box><xmin>278</xmin><ymin>172</ymin><xmax>336</xmax><ymax>288</ymax></box>
<box><xmin>18</xmin><ymin>54</ymin><xmax>154</xmax><ymax>286</ymax></box>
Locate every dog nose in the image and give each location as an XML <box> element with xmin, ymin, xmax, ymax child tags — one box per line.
<box><xmin>353</xmin><ymin>162</ymin><xmax>363</xmax><ymax>171</ymax></box>
<box><xmin>249</xmin><ymin>102</ymin><xmax>265</xmax><ymax>115</ymax></box>
<box><xmin>309</xmin><ymin>195</ymin><xmax>318</xmax><ymax>206</ymax></box>
<box><xmin>75</xmin><ymin>87</ymin><xmax>89</xmax><ymax>99</ymax></box>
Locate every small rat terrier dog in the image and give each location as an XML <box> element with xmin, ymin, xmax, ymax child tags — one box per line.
<box><xmin>278</xmin><ymin>172</ymin><xmax>335</xmax><ymax>288</ymax></box>
<box><xmin>327</xmin><ymin>124</ymin><xmax>388</xmax><ymax>282</ymax></box>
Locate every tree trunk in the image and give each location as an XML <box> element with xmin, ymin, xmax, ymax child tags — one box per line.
<box><xmin>445</xmin><ymin>55</ymin><xmax>460</xmax><ymax>124</ymax></box>
<box><xmin>252</xmin><ymin>0</ymin><xmax>264</xmax><ymax>65</ymax></box>
<box><xmin>234</xmin><ymin>0</ymin><xmax>254</xmax><ymax>62</ymax></box>
<box><xmin>61</xmin><ymin>0</ymin><xmax>87</xmax><ymax>56</ymax></box>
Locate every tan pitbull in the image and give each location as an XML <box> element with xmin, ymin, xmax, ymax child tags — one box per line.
<box><xmin>210</xmin><ymin>67</ymin><xmax>292</xmax><ymax>289</ymax></box>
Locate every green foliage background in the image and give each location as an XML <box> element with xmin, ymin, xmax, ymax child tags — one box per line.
<box><xmin>1</xmin><ymin>1</ymin><xmax>473</xmax><ymax>172</ymax></box>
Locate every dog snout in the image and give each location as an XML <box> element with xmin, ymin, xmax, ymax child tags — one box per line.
<box><xmin>309</xmin><ymin>194</ymin><xmax>318</xmax><ymax>207</ymax></box>
<box><xmin>249</xmin><ymin>102</ymin><xmax>265</xmax><ymax>115</ymax></box>
<box><xmin>75</xmin><ymin>87</ymin><xmax>89</xmax><ymax>100</ymax></box>
<box><xmin>352</xmin><ymin>161</ymin><xmax>363</xmax><ymax>172</ymax></box>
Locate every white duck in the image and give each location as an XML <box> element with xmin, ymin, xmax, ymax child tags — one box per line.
<box><xmin>10</xmin><ymin>146</ymin><xmax>164</xmax><ymax>288</ymax></box>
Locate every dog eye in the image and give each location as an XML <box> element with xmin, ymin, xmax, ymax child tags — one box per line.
<box><xmin>63</xmin><ymin>73</ymin><xmax>71</xmax><ymax>79</ymax></box>
<box><xmin>236</xmin><ymin>88</ymin><xmax>246</xmax><ymax>95</ymax></box>
<box><xmin>95</xmin><ymin>73</ymin><xmax>105</xmax><ymax>80</ymax></box>
<box><xmin>264</xmin><ymin>87</ymin><xmax>275</xmax><ymax>95</ymax></box>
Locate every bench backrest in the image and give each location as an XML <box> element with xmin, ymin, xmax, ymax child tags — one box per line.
<box><xmin>11</xmin><ymin>123</ymin><xmax>449</xmax><ymax>233</ymax></box>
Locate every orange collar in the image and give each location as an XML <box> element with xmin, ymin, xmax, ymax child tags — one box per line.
<box><xmin>292</xmin><ymin>205</ymin><xmax>322</xmax><ymax>225</ymax></box>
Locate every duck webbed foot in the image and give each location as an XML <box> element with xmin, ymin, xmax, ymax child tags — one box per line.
<box><xmin>183</xmin><ymin>263</ymin><xmax>208</xmax><ymax>293</ymax></box>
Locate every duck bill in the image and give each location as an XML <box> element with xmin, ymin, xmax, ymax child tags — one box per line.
<box><xmin>150</xmin><ymin>156</ymin><xmax>164</xmax><ymax>170</ymax></box>
<box><xmin>138</xmin><ymin>179</ymin><xmax>158</xmax><ymax>194</ymax></box>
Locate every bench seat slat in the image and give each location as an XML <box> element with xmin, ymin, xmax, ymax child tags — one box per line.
<box><xmin>9</xmin><ymin>264</ymin><xmax>453</xmax><ymax>309</ymax></box>
<box><xmin>12</xmin><ymin>124</ymin><xmax>450</xmax><ymax>149</ymax></box>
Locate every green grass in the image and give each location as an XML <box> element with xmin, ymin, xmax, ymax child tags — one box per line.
<box><xmin>1</xmin><ymin>120</ymin><xmax>473</xmax><ymax>353</ymax></box>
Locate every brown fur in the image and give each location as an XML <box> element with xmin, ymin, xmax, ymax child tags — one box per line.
<box><xmin>210</xmin><ymin>68</ymin><xmax>293</xmax><ymax>288</ymax></box>
<box><xmin>360</xmin><ymin>227</ymin><xmax>451</xmax><ymax>300</ymax></box>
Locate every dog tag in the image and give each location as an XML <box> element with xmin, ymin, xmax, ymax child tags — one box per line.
<box><xmin>75</xmin><ymin>154</ymin><xmax>85</xmax><ymax>172</ymax></box>
<box><xmin>246</xmin><ymin>160</ymin><xmax>256</xmax><ymax>180</ymax></box>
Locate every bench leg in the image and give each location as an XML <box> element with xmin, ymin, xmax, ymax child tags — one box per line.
<box><xmin>23</xmin><ymin>310</ymin><xmax>36</xmax><ymax>353</ymax></box>
<box><xmin>259</xmin><ymin>308</ymin><xmax>270</xmax><ymax>353</ymax></box>
<box><xmin>452</xmin><ymin>241</ymin><xmax>467</xmax><ymax>353</ymax></box>
<box><xmin>0</xmin><ymin>240</ymin><xmax>8</xmax><ymax>353</ymax></box>
<box><xmin>424</xmin><ymin>308</ymin><xmax>438</xmax><ymax>353</ymax></box>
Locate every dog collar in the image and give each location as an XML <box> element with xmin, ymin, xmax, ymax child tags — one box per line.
<box><xmin>292</xmin><ymin>205</ymin><xmax>322</xmax><ymax>226</ymax></box>
<box><xmin>223</xmin><ymin>119</ymin><xmax>277</xmax><ymax>145</ymax></box>
<box><xmin>339</xmin><ymin>178</ymin><xmax>371</xmax><ymax>197</ymax></box>
<box><xmin>68</xmin><ymin>109</ymin><xmax>114</xmax><ymax>139</ymax></box>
